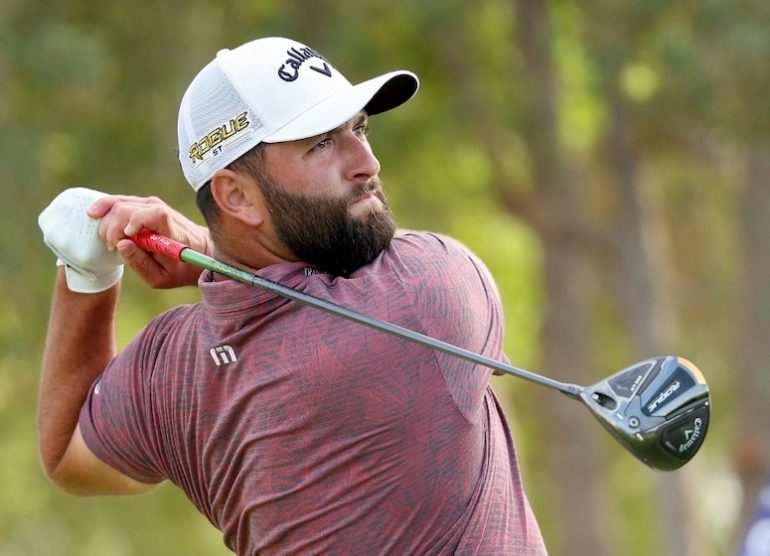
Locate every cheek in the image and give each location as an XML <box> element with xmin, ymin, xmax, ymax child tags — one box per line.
<box><xmin>266</xmin><ymin>148</ymin><xmax>348</xmax><ymax>198</ymax></box>
<box><xmin>296</xmin><ymin>169</ymin><xmax>350</xmax><ymax>199</ymax></box>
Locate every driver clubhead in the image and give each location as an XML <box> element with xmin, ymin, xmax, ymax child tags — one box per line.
<box><xmin>580</xmin><ymin>355</ymin><xmax>710</xmax><ymax>471</ymax></box>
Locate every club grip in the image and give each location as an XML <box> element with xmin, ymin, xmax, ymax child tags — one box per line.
<box><xmin>132</xmin><ymin>230</ymin><xmax>187</xmax><ymax>261</ymax></box>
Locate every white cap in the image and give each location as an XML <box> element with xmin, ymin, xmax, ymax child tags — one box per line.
<box><xmin>178</xmin><ymin>37</ymin><xmax>419</xmax><ymax>190</ymax></box>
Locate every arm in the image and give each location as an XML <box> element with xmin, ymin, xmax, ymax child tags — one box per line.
<box><xmin>38</xmin><ymin>188</ymin><xmax>163</xmax><ymax>495</ymax></box>
<box><xmin>39</xmin><ymin>270</ymin><xmax>159</xmax><ymax>495</ymax></box>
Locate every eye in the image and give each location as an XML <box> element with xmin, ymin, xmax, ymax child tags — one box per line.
<box><xmin>312</xmin><ymin>137</ymin><xmax>332</xmax><ymax>151</ymax></box>
<box><xmin>354</xmin><ymin>122</ymin><xmax>370</xmax><ymax>139</ymax></box>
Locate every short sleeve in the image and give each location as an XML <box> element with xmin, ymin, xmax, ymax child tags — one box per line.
<box><xmin>78</xmin><ymin>309</ymin><xmax>188</xmax><ymax>483</ymax></box>
<box><xmin>391</xmin><ymin>232</ymin><xmax>507</xmax><ymax>419</ymax></box>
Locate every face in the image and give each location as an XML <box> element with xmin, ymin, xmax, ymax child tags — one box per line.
<box><xmin>258</xmin><ymin>112</ymin><xmax>396</xmax><ymax>276</ymax></box>
<box><xmin>258</xmin><ymin>174</ymin><xmax>395</xmax><ymax>276</ymax></box>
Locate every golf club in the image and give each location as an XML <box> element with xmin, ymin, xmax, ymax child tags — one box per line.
<box><xmin>132</xmin><ymin>230</ymin><xmax>711</xmax><ymax>471</ymax></box>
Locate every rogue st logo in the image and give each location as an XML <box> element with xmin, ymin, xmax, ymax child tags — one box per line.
<box><xmin>188</xmin><ymin>111</ymin><xmax>250</xmax><ymax>164</ymax></box>
<box><xmin>647</xmin><ymin>380</ymin><xmax>681</xmax><ymax>413</ymax></box>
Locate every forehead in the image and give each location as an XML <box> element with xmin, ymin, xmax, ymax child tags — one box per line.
<box><xmin>295</xmin><ymin>110</ymin><xmax>368</xmax><ymax>143</ymax></box>
<box><xmin>264</xmin><ymin>111</ymin><xmax>368</xmax><ymax>158</ymax></box>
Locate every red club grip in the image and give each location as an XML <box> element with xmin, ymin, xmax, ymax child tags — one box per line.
<box><xmin>132</xmin><ymin>230</ymin><xmax>187</xmax><ymax>261</ymax></box>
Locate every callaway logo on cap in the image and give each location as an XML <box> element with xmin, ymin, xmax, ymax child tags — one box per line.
<box><xmin>276</xmin><ymin>46</ymin><xmax>332</xmax><ymax>81</ymax></box>
<box><xmin>177</xmin><ymin>36</ymin><xmax>419</xmax><ymax>191</ymax></box>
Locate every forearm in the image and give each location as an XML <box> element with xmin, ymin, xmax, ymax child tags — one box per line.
<box><xmin>38</xmin><ymin>268</ymin><xmax>119</xmax><ymax>479</ymax></box>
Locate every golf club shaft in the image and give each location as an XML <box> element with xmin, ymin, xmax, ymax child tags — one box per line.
<box><xmin>132</xmin><ymin>230</ymin><xmax>583</xmax><ymax>398</ymax></box>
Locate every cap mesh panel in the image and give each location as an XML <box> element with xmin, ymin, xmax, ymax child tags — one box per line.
<box><xmin>179</xmin><ymin>63</ymin><xmax>263</xmax><ymax>188</ymax></box>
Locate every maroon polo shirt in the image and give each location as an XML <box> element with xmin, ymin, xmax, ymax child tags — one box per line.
<box><xmin>80</xmin><ymin>232</ymin><xmax>546</xmax><ymax>555</ymax></box>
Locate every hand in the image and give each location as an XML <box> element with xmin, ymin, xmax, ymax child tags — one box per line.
<box><xmin>38</xmin><ymin>188</ymin><xmax>124</xmax><ymax>293</ymax></box>
<box><xmin>88</xmin><ymin>195</ymin><xmax>211</xmax><ymax>289</ymax></box>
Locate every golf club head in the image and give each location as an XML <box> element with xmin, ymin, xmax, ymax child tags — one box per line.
<box><xmin>579</xmin><ymin>356</ymin><xmax>710</xmax><ymax>471</ymax></box>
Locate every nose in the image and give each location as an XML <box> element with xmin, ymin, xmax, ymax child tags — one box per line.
<box><xmin>342</xmin><ymin>133</ymin><xmax>381</xmax><ymax>183</ymax></box>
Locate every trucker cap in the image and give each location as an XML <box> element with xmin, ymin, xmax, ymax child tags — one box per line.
<box><xmin>178</xmin><ymin>37</ymin><xmax>419</xmax><ymax>190</ymax></box>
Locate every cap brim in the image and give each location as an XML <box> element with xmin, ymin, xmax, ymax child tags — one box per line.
<box><xmin>262</xmin><ymin>70</ymin><xmax>418</xmax><ymax>143</ymax></box>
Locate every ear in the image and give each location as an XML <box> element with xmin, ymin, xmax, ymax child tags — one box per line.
<box><xmin>209</xmin><ymin>169</ymin><xmax>265</xmax><ymax>227</ymax></box>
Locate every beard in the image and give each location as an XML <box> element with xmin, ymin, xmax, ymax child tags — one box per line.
<box><xmin>258</xmin><ymin>175</ymin><xmax>396</xmax><ymax>277</ymax></box>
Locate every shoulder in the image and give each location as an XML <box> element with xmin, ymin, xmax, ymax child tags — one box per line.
<box><xmin>392</xmin><ymin>230</ymin><xmax>473</xmax><ymax>256</ymax></box>
<box><xmin>387</xmin><ymin>230</ymin><xmax>478</xmax><ymax>266</ymax></box>
<box><xmin>122</xmin><ymin>303</ymin><xmax>201</xmax><ymax>360</ymax></box>
<box><xmin>387</xmin><ymin>231</ymin><xmax>492</xmax><ymax>283</ymax></box>
<box><xmin>145</xmin><ymin>303</ymin><xmax>199</xmax><ymax>331</ymax></box>
<box><xmin>135</xmin><ymin>303</ymin><xmax>199</xmax><ymax>339</ymax></box>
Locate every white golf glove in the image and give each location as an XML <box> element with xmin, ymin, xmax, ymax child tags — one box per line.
<box><xmin>38</xmin><ymin>187</ymin><xmax>124</xmax><ymax>294</ymax></box>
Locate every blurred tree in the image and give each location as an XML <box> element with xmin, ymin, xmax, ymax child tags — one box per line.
<box><xmin>579</xmin><ymin>3</ymin><xmax>701</xmax><ymax>555</ymax></box>
<box><xmin>724</xmin><ymin>2</ymin><xmax>770</xmax><ymax>539</ymax></box>
<box><xmin>737</xmin><ymin>148</ymin><xmax>770</xmax><ymax>545</ymax></box>
<box><xmin>667</xmin><ymin>0</ymin><xmax>770</xmax><ymax>549</ymax></box>
<box><xmin>507</xmin><ymin>2</ymin><xmax>609</xmax><ymax>554</ymax></box>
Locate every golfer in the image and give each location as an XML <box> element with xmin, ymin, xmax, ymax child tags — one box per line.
<box><xmin>38</xmin><ymin>37</ymin><xmax>546</xmax><ymax>555</ymax></box>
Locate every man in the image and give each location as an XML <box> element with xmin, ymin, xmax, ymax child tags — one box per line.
<box><xmin>38</xmin><ymin>37</ymin><xmax>546</xmax><ymax>554</ymax></box>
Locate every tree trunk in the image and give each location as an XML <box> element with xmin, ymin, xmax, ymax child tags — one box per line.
<box><xmin>539</xmin><ymin>242</ymin><xmax>613</xmax><ymax>556</ymax></box>
<box><xmin>734</xmin><ymin>145</ymin><xmax>770</xmax><ymax>548</ymax></box>
<box><xmin>511</xmin><ymin>2</ymin><xmax>612</xmax><ymax>554</ymax></box>
<box><xmin>602</xmin><ymin>84</ymin><xmax>706</xmax><ymax>556</ymax></box>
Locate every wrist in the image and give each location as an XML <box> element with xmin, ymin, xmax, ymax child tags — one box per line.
<box><xmin>61</xmin><ymin>263</ymin><xmax>124</xmax><ymax>294</ymax></box>
<box><xmin>55</xmin><ymin>267</ymin><xmax>121</xmax><ymax>298</ymax></box>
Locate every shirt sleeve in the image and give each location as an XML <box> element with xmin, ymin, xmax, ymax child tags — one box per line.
<box><xmin>394</xmin><ymin>232</ymin><xmax>507</xmax><ymax>419</ymax></box>
<box><xmin>78</xmin><ymin>308</ymin><xmax>187</xmax><ymax>484</ymax></box>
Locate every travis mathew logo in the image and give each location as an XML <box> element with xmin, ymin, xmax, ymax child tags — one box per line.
<box><xmin>277</xmin><ymin>47</ymin><xmax>333</xmax><ymax>82</ymax></box>
<box><xmin>210</xmin><ymin>345</ymin><xmax>238</xmax><ymax>366</ymax></box>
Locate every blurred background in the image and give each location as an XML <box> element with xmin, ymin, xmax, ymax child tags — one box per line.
<box><xmin>2</xmin><ymin>1</ymin><xmax>769</xmax><ymax>555</ymax></box>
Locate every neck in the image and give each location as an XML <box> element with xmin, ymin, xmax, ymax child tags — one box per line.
<box><xmin>212</xmin><ymin>220</ymin><xmax>299</xmax><ymax>274</ymax></box>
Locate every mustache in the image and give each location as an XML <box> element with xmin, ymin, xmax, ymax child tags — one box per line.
<box><xmin>353</xmin><ymin>177</ymin><xmax>381</xmax><ymax>196</ymax></box>
<box><xmin>350</xmin><ymin>177</ymin><xmax>385</xmax><ymax>203</ymax></box>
